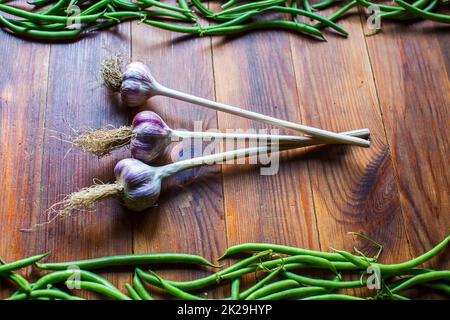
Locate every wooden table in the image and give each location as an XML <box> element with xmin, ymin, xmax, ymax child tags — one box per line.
<box><xmin>0</xmin><ymin>4</ymin><xmax>449</xmax><ymax>299</ymax></box>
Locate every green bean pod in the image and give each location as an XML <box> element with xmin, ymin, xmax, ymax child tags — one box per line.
<box><xmin>65</xmin><ymin>280</ymin><xmax>132</xmax><ymax>300</ymax></box>
<box><xmin>7</xmin><ymin>289</ymin><xmax>83</xmax><ymax>300</ymax></box>
<box><xmin>258</xmin><ymin>286</ymin><xmax>328</xmax><ymax>300</ymax></box>
<box><xmin>0</xmin><ymin>253</ymin><xmax>48</xmax><ymax>275</ymax></box>
<box><xmin>36</xmin><ymin>253</ymin><xmax>219</xmax><ymax>270</ymax></box>
<box><xmin>246</xmin><ymin>279</ymin><xmax>300</xmax><ymax>300</ymax></box>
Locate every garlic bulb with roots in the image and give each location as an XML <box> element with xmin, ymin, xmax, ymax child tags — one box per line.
<box><xmin>73</xmin><ymin>110</ymin><xmax>371</xmax><ymax>163</ymax></box>
<box><xmin>102</xmin><ymin>58</ymin><xmax>371</xmax><ymax>148</ymax></box>
<box><xmin>55</xmin><ymin>129</ymin><xmax>369</xmax><ymax>217</ymax></box>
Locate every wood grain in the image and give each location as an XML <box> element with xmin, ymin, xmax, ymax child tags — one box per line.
<box><xmin>362</xmin><ymin>18</ymin><xmax>450</xmax><ymax>268</ymax></box>
<box><xmin>288</xmin><ymin>6</ymin><xmax>413</xmax><ymax>282</ymax></box>
<box><xmin>0</xmin><ymin>33</ymin><xmax>50</xmax><ymax>299</ymax></box>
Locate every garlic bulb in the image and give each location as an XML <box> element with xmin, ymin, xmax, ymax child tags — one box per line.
<box><xmin>130</xmin><ymin>111</ymin><xmax>173</xmax><ymax>163</ymax></box>
<box><xmin>114</xmin><ymin>158</ymin><xmax>162</xmax><ymax>211</ymax></box>
<box><xmin>120</xmin><ymin>62</ymin><xmax>159</xmax><ymax>107</ymax></box>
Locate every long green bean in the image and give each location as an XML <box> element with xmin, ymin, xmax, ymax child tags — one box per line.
<box><xmin>36</xmin><ymin>253</ymin><xmax>219</xmax><ymax>270</ymax></box>
<box><xmin>301</xmin><ymin>293</ymin><xmax>365</xmax><ymax>300</ymax></box>
<box><xmin>246</xmin><ymin>279</ymin><xmax>300</xmax><ymax>300</ymax></box>
<box><xmin>7</xmin><ymin>289</ymin><xmax>83</xmax><ymax>300</ymax></box>
<box><xmin>390</xmin><ymin>271</ymin><xmax>450</xmax><ymax>293</ymax></box>
<box><xmin>258</xmin><ymin>286</ymin><xmax>328</xmax><ymax>300</ymax></box>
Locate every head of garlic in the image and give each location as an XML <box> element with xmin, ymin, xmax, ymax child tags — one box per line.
<box><xmin>131</xmin><ymin>111</ymin><xmax>173</xmax><ymax>163</ymax></box>
<box><xmin>114</xmin><ymin>158</ymin><xmax>162</xmax><ymax>211</ymax></box>
<box><xmin>120</xmin><ymin>62</ymin><xmax>160</xmax><ymax>107</ymax></box>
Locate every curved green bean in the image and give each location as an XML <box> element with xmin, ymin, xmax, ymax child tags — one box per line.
<box><xmin>7</xmin><ymin>289</ymin><xmax>83</xmax><ymax>300</ymax></box>
<box><xmin>134</xmin><ymin>272</ymin><xmax>154</xmax><ymax>300</ymax></box>
<box><xmin>125</xmin><ymin>283</ymin><xmax>142</xmax><ymax>300</ymax></box>
<box><xmin>65</xmin><ymin>280</ymin><xmax>132</xmax><ymax>300</ymax></box>
<box><xmin>390</xmin><ymin>271</ymin><xmax>450</xmax><ymax>293</ymax></box>
<box><xmin>32</xmin><ymin>269</ymin><xmax>116</xmax><ymax>290</ymax></box>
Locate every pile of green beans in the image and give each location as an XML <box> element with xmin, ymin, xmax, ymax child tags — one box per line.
<box><xmin>0</xmin><ymin>0</ymin><xmax>448</xmax><ymax>41</ymax></box>
<box><xmin>1</xmin><ymin>234</ymin><xmax>449</xmax><ymax>300</ymax></box>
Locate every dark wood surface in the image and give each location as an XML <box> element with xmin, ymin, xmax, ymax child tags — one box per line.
<box><xmin>0</xmin><ymin>3</ymin><xmax>449</xmax><ymax>299</ymax></box>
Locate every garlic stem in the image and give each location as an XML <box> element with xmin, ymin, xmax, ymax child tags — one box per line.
<box><xmin>171</xmin><ymin>128</ymin><xmax>370</xmax><ymax>143</ymax></box>
<box><xmin>160</xmin><ymin>128</ymin><xmax>369</xmax><ymax>177</ymax></box>
<box><xmin>155</xmin><ymin>84</ymin><xmax>370</xmax><ymax>148</ymax></box>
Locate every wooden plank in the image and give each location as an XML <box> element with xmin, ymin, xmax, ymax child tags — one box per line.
<box><xmin>212</xmin><ymin>29</ymin><xmax>319</xmax><ymax>251</ymax></box>
<box><xmin>0</xmin><ymin>33</ymin><xmax>50</xmax><ymax>299</ymax></box>
<box><xmin>28</xmin><ymin>26</ymin><xmax>133</xmax><ymax>296</ymax></box>
<box><xmin>362</xmin><ymin>19</ymin><xmax>450</xmax><ymax>267</ymax></box>
<box><xmin>288</xmin><ymin>7</ymin><xmax>412</xmax><ymax>270</ymax></box>
<box><xmin>130</xmin><ymin>15</ymin><xmax>228</xmax><ymax>297</ymax></box>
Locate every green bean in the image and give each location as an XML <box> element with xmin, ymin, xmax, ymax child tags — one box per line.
<box><xmin>139</xmin><ymin>0</ymin><xmax>193</xmax><ymax>15</ymax></box>
<box><xmin>222</xmin><ymin>0</ymin><xmax>241</xmax><ymax>9</ymax></box>
<box><xmin>263</xmin><ymin>5</ymin><xmax>349</xmax><ymax>36</ymax></box>
<box><xmin>0</xmin><ymin>4</ymin><xmax>103</xmax><ymax>24</ymax></box>
<box><xmin>246</xmin><ymin>279</ymin><xmax>300</xmax><ymax>300</ymax></box>
<box><xmin>125</xmin><ymin>283</ymin><xmax>142</xmax><ymax>300</ymax></box>
<box><xmin>204</xmin><ymin>20</ymin><xmax>324</xmax><ymax>39</ymax></box>
<box><xmin>134</xmin><ymin>272</ymin><xmax>154</xmax><ymax>300</ymax></box>
<box><xmin>240</xmin><ymin>267</ymin><xmax>282</xmax><ymax>299</ymax></box>
<box><xmin>284</xmin><ymin>271</ymin><xmax>364</xmax><ymax>289</ymax></box>
<box><xmin>301</xmin><ymin>294</ymin><xmax>365</xmax><ymax>300</ymax></box>
<box><xmin>315</xmin><ymin>0</ymin><xmax>357</xmax><ymax>28</ymax></box>
<box><xmin>149</xmin><ymin>271</ymin><xmax>205</xmax><ymax>300</ymax></box>
<box><xmin>0</xmin><ymin>257</ymin><xmax>31</xmax><ymax>292</ymax></box>
<box><xmin>0</xmin><ymin>253</ymin><xmax>47</xmax><ymax>275</ymax></box>
<box><xmin>332</xmin><ymin>248</ymin><xmax>371</xmax><ymax>268</ymax></box>
<box><xmin>215</xmin><ymin>0</ymin><xmax>286</xmax><ymax>17</ymax></box>
<box><xmin>40</xmin><ymin>0</ymin><xmax>70</xmax><ymax>15</ymax></box>
<box><xmin>7</xmin><ymin>289</ymin><xmax>83</xmax><ymax>300</ymax></box>
<box><xmin>259</xmin><ymin>286</ymin><xmax>328</xmax><ymax>300</ymax></box>
<box><xmin>36</xmin><ymin>253</ymin><xmax>219</xmax><ymax>270</ymax></box>
<box><xmin>32</xmin><ymin>269</ymin><xmax>116</xmax><ymax>290</ymax></box>
<box><xmin>191</xmin><ymin>0</ymin><xmax>214</xmax><ymax>17</ymax></box>
<box><xmin>313</xmin><ymin>0</ymin><xmax>336</xmax><ymax>10</ymax></box>
<box><xmin>354</xmin><ymin>0</ymin><xmax>399</xmax><ymax>12</ymax></box>
<box><xmin>390</xmin><ymin>271</ymin><xmax>450</xmax><ymax>294</ymax></box>
<box><xmin>379</xmin><ymin>0</ymin><xmax>429</xmax><ymax>20</ymax></box>
<box><xmin>303</xmin><ymin>0</ymin><xmax>313</xmax><ymax>13</ymax></box>
<box><xmin>375</xmin><ymin>234</ymin><xmax>450</xmax><ymax>273</ymax></box>
<box><xmin>80</xmin><ymin>0</ymin><xmax>110</xmax><ymax>16</ymax></box>
<box><xmin>66</xmin><ymin>280</ymin><xmax>132</xmax><ymax>300</ymax></box>
<box><xmin>219</xmin><ymin>243</ymin><xmax>351</xmax><ymax>262</ymax></box>
<box><xmin>230</xmin><ymin>278</ymin><xmax>241</xmax><ymax>300</ymax></box>
<box><xmin>394</xmin><ymin>0</ymin><xmax>450</xmax><ymax>23</ymax></box>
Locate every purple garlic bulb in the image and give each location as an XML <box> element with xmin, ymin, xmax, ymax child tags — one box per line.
<box><xmin>114</xmin><ymin>158</ymin><xmax>162</xmax><ymax>211</ymax></box>
<box><xmin>120</xmin><ymin>62</ymin><xmax>158</xmax><ymax>107</ymax></box>
<box><xmin>131</xmin><ymin>111</ymin><xmax>173</xmax><ymax>163</ymax></box>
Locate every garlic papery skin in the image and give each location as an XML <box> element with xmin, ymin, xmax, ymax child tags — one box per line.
<box><xmin>120</xmin><ymin>62</ymin><xmax>162</xmax><ymax>107</ymax></box>
<box><xmin>131</xmin><ymin>111</ymin><xmax>173</xmax><ymax>163</ymax></box>
<box><xmin>114</xmin><ymin>158</ymin><xmax>163</xmax><ymax>211</ymax></box>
